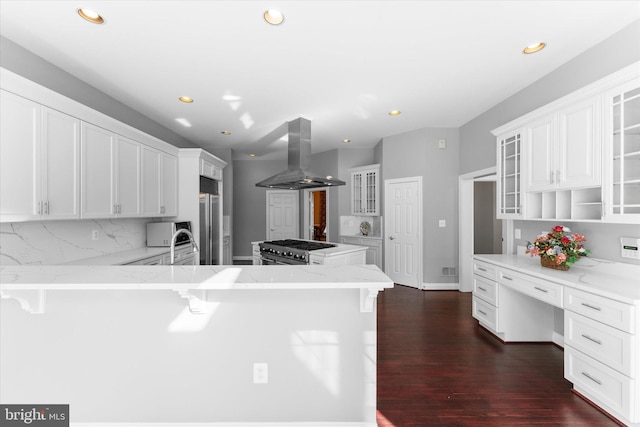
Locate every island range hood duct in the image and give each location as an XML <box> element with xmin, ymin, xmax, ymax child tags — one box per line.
<box><xmin>255</xmin><ymin>117</ymin><xmax>346</xmax><ymax>190</ymax></box>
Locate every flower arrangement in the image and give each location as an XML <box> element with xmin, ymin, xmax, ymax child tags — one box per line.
<box><xmin>525</xmin><ymin>225</ymin><xmax>590</xmax><ymax>269</ymax></box>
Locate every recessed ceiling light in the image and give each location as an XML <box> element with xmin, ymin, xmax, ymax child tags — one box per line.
<box><xmin>342</xmin><ymin>139</ymin><xmax>351</xmax><ymax>143</ymax></box>
<box><xmin>175</xmin><ymin>118</ymin><xmax>192</xmax><ymax>127</ymax></box>
<box><xmin>389</xmin><ymin>110</ymin><xmax>401</xmax><ymax>116</ymax></box>
<box><xmin>523</xmin><ymin>42</ymin><xmax>546</xmax><ymax>54</ymax></box>
<box><xmin>264</xmin><ymin>9</ymin><xmax>284</xmax><ymax>25</ymax></box>
<box><xmin>249</xmin><ymin>153</ymin><xmax>256</xmax><ymax>157</ymax></box>
<box><xmin>221</xmin><ymin>130</ymin><xmax>231</xmax><ymax>135</ymax></box>
<box><xmin>77</xmin><ymin>8</ymin><xmax>104</xmax><ymax>24</ymax></box>
<box><xmin>179</xmin><ymin>96</ymin><xmax>194</xmax><ymax>103</ymax></box>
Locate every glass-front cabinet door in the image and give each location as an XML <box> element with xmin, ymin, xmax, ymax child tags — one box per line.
<box><xmin>497</xmin><ymin>131</ymin><xmax>522</xmax><ymax>219</ymax></box>
<box><xmin>350</xmin><ymin>164</ymin><xmax>380</xmax><ymax>216</ymax></box>
<box><xmin>604</xmin><ymin>80</ymin><xmax>640</xmax><ymax>223</ymax></box>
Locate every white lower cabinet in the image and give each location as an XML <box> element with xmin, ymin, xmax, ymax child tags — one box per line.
<box><xmin>472</xmin><ymin>256</ymin><xmax>640</xmax><ymax>426</ymax></box>
<box><xmin>339</xmin><ymin>236</ymin><xmax>382</xmax><ymax>268</ymax></box>
<box><xmin>564</xmin><ymin>287</ymin><xmax>638</xmax><ymax>425</ymax></box>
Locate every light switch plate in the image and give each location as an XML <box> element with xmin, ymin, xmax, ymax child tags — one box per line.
<box><xmin>439</xmin><ymin>220</ymin><xmax>446</xmax><ymax>228</ymax></box>
<box><xmin>515</xmin><ymin>229</ymin><xmax>521</xmax><ymax>239</ymax></box>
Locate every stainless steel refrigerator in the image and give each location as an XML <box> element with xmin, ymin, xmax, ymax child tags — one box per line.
<box><xmin>199</xmin><ymin>178</ymin><xmax>221</xmax><ymax>265</ymax></box>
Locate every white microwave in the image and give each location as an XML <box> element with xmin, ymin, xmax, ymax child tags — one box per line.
<box><xmin>146</xmin><ymin>221</ymin><xmax>192</xmax><ymax>247</ymax></box>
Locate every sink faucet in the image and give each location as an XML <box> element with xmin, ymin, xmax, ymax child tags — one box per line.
<box><xmin>170</xmin><ymin>229</ymin><xmax>199</xmax><ymax>265</ymax></box>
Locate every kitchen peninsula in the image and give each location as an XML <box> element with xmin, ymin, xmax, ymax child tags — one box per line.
<box><xmin>0</xmin><ymin>264</ymin><xmax>392</xmax><ymax>426</ymax></box>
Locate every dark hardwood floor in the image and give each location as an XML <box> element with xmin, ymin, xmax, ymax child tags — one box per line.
<box><xmin>376</xmin><ymin>285</ymin><xmax>619</xmax><ymax>426</ymax></box>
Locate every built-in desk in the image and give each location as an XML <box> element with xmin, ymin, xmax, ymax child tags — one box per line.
<box><xmin>473</xmin><ymin>254</ymin><xmax>640</xmax><ymax>427</ymax></box>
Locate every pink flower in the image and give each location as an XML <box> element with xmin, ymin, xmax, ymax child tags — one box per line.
<box><xmin>556</xmin><ymin>253</ymin><xmax>567</xmax><ymax>264</ymax></box>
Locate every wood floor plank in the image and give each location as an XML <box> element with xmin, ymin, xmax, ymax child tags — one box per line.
<box><xmin>376</xmin><ymin>286</ymin><xmax>619</xmax><ymax>426</ymax></box>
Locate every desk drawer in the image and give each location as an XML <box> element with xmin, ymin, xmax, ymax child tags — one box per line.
<box><xmin>498</xmin><ymin>268</ymin><xmax>563</xmax><ymax>308</ymax></box>
<box><xmin>565</xmin><ymin>311</ymin><xmax>635</xmax><ymax>377</ymax></box>
<box><xmin>472</xmin><ymin>296</ymin><xmax>498</xmax><ymax>332</ymax></box>
<box><xmin>565</xmin><ymin>346</ymin><xmax>632</xmax><ymax>422</ymax></box>
<box><xmin>473</xmin><ymin>275</ymin><xmax>497</xmax><ymax>306</ymax></box>
<box><xmin>473</xmin><ymin>259</ymin><xmax>497</xmax><ymax>281</ymax></box>
<box><xmin>565</xmin><ymin>287</ymin><xmax>635</xmax><ymax>334</ymax></box>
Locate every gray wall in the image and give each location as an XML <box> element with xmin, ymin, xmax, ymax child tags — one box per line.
<box><xmin>232</xmin><ymin>158</ymin><xmax>286</xmax><ymax>255</ymax></box>
<box><xmin>0</xmin><ymin>36</ymin><xmax>197</xmax><ymax>149</ymax></box>
<box><xmin>473</xmin><ymin>182</ymin><xmax>501</xmax><ymax>254</ymax></box>
<box><xmin>381</xmin><ymin>127</ymin><xmax>460</xmax><ymax>283</ymax></box>
<box><xmin>459</xmin><ymin>20</ymin><xmax>640</xmax><ymax>175</ymax></box>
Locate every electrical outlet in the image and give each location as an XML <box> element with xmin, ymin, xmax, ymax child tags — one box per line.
<box><xmin>438</xmin><ymin>139</ymin><xmax>447</xmax><ymax>149</ymax></box>
<box><xmin>515</xmin><ymin>228</ymin><xmax>521</xmax><ymax>239</ymax></box>
<box><xmin>91</xmin><ymin>230</ymin><xmax>99</xmax><ymax>241</ymax></box>
<box><xmin>438</xmin><ymin>220</ymin><xmax>446</xmax><ymax>228</ymax></box>
<box><xmin>253</xmin><ymin>363</ymin><xmax>268</xmax><ymax>384</ymax></box>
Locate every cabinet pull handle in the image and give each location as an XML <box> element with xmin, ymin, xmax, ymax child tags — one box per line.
<box><xmin>556</xmin><ymin>169</ymin><xmax>561</xmax><ymax>183</ymax></box>
<box><xmin>550</xmin><ymin>171</ymin><xmax>554</xmax><ymax>184</ymax></box>
<box><xmin>581</xmin><ymin>302</ymin><xmax>602</xmax><ymax>312</ymax></box>
<box><xmin>478</xmin><ymin>286</ymin><xmax>487</xmax><ymax>292</ymax></box>
<box><xmin>37</xmin><ymin>200</ymin><xmax>42</xmax><ymax>215</ymax></box>
<box><xmin>581</xmin><ymin>334</ymin><xmax>602</xmax><ymax>345</ymax></box>
<box><xmin>534</xmin><ymin>286</ymin><xmax>548</xmax><ymax>293</ymax></box>
<box><xmin>113</xmin><ymin>204</ymin><xmax>117</xmax><ymax>214</ymax></box>
<box><xmin>502</xmin><ymin>275</ymin><xmax>513</xmax><ymax>281</ymax></box>
<box><xmin>581</xmin><ymin>371</ymin><xmax>602</xmax><ymax>386</ymax></box>
<box><xmin>477</xmin><ymin>267</ymin><xmax>487</xmax><ymax>272</ymax></box>
<box><xmin>478</xmin><ymin>309</ymin><xmax>487</xmax><ymax>316</ymax></box>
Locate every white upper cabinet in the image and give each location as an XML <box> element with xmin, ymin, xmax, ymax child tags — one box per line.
<box><xmin>496</xmin><ymin>130</ymin><xmax>523</xmax><ymax>219</ymax></box>
<box><xmin>115</xmin><ymin>136</ymin><xmax>141</xmax><ymax>217</ymax></box>
<box><xmin>603</xmin><ymin>79</ymin><xmax>640</xmax><ymax>223</ymax></box>
<box><xmin>81</xmin><ymin>123</ymin><xmax>141</xmax><ymax>218</ymax></box>
<box><xmin>142</xmin><ymin>147</ymin><xmax>178</xmax><ymax>217</ymax></box>
<box><xmin>350</xmin><ymin>164</ymin><xmax>380</xmax><ymax>216</ymax></box>
<box><xmin>0</xmin><ymin>90</ymin><xmax>80</xmax><ymax>222</ymax></box>
<box><xmin>524</xmin><ymin>96</ymin><xmax>601</xmax><ymax>192</ymax></box>
<box><xmin>161</xmin><ymin>153</ymin><xmax>178</xmax><ymax>216</ymax></box>
<box><xmin>141</xmin><ymin>146</ymin><xmax>161</xmax><ymax>216</ymax></box>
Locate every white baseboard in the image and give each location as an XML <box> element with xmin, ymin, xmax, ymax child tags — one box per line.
<box><xmin>73</xmin><ymin>423</ymin><xmax>375</xmax><ymax>427</ymax></box>
<box><xmin>552</xmin><ymin>332</ymin><xmax>564</xmax><ymax>348</ymax></box>
<box><xmin>421</xmin><ymin>282</ymin><xmax>460</xmax><ymax>291</ymax></box>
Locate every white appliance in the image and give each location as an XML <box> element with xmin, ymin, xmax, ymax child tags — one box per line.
<box><xmin>199</xmin><ymin>177</ymin><xmax>222</xmax><ymax>265</ymax></box>
<box><xmin>146</xmin><ymin>221</ymin><xmax>192</xmax><ymax>247</ymax></box>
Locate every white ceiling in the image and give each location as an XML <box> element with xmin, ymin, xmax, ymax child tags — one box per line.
<box><xmin>1</xmin><ymin>1</ymin><xmax>639</xmax><ymax>159</ymax></box>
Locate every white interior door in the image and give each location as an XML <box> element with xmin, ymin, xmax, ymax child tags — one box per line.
<box><xmin>384</xmin><ymin>177</ymin><xmax>422</xmax><ymax>288</ymax></box>
<box><xmin>266</xmin><ymin>190</ymin><xmax>299</xmax><ymax>240</ymax></box>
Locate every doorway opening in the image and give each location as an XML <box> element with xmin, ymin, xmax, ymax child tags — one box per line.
<box><xmin>303</xmin><ymin>188</ymin><xmax>328</xmax><ymax>241</ymax></box>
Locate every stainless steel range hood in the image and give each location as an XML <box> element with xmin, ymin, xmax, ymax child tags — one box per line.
<box><xmin>255</xmin><ymin>117</ymin><xmax>346</xmax><ymax>190</ymax></box>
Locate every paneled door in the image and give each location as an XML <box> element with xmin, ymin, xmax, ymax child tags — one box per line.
<box><xmin>266</xmin><ymin>190</ymin><xmax>299</xmax><ymax>240</ymax></box>
<box><xmin>384</xmin><ymin>177</ymin><xmax>422</xmax><ymax>288</ymax></box>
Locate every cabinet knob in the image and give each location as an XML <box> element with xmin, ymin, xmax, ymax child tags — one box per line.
<box><xmin>389</xmin><ymin>236</ymin><xmax>395</xmax><ymax>240</ymax></box>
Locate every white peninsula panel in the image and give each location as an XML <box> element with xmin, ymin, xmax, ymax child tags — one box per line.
<box><xmin>0</xmin><ymin>264</ymin><xmax>392</xmax><ymax>426</ymax></box>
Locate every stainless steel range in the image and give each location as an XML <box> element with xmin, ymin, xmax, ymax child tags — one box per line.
<box><xmin>259</xmin><ymin>239</ymin><xmax>336</xmax><ymax>265</ymax></box>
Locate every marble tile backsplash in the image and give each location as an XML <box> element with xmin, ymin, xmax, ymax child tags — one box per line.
<box><xmin>0</xmin><ymin>219</ymin><xmax>148</xmax><ymax>265</ymax></box>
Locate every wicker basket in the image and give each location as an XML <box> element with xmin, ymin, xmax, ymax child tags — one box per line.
<box><xmin>540</xmin><ymin>256</ymin><xmax>569</xmax><ymax>271</ymax></box>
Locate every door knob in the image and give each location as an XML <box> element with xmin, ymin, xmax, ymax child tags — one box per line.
<box><xmin>389</xmin><ymin>236</ymin><xmax>395</xmax><ymax>240</ymax></box>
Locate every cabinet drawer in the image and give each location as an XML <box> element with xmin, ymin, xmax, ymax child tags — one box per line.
<box><xmin>473</xmin><ymin>275</ymin><xmax>497</xmax><ymax>306</ymax></box>
<box><xmin>472</xmin><ymin>296</ymin><xmax>499</xmax><ymax>332</ymax></box>
<box><xmin>498</xmin><ymin>268</ymin><xmax>563</xmax><ymax>308</ymax></box>
<box><xmin>565</xmin><ymin>311</ymin><xmax>635</xmax><ymax>377</ymax></box>
<box><xmin>473</xmin><ymin>259</ymin><xmax>497</xmax><ymax>281</ymax></box>
<box><xmin>565</xmin><ymin>287</ymin><xmax>635</xmax><ymax>334</ymax></box>
<box><xmin>565</xmin><ymin>346</ymin><xmax>632</xmax><ymax>422</ymax></box>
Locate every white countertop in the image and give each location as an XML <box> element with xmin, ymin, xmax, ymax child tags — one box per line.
<box><xmin>59</xmin><ymin>247</ymin><xmax>171</xmax><ymax>266</ymax></box>
<box><xmin>309</xmin><ymin>243</ymin><xmax>368</xmax><ymax>257</ymax></box>
<box><xmin>0</xmin><ymin>264</ymin><xmax>394</xmax><ymax>291</ymax></box>
<box><xmin>340</xmin><ymin>234</ymin><xmax>383</xmax><ymax>240</ymax></box>
<box><xmin>474</xmin><ymin>254</ymin><xmax>640</xmax><ymax>304</ymax></box>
